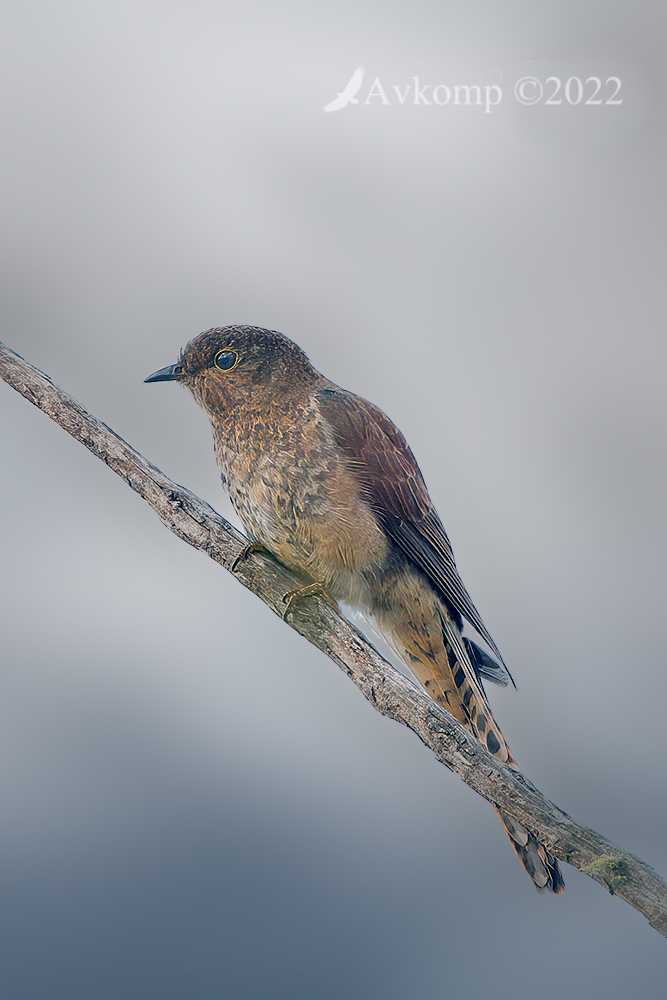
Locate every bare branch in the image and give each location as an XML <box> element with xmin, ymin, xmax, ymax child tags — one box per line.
<box><xmin>2</xmin><ymin>340</ymin><xmax>666</xmax><ymax>938</ymax></box>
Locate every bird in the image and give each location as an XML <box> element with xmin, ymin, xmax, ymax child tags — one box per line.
<box><xmin>323</xmin><ymin>66</ymin><xmax>365</xmax><ymax>113</ymax></box>
<box><xmin>146</xmin><ymin>325</ymin><xmax>564</xmax><ymax>894</ymax></box>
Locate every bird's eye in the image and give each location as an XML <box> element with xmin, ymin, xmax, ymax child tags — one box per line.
<box><xmin>214</xmin><ymin>349</ymin><xmax>240</xmax><ymax>372</ymax></box>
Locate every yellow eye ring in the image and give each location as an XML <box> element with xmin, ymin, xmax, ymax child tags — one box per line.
<box><xmin>214</xmin><ymin>348</ymin><xmax>240</xmax><ymax>372</ymax></box>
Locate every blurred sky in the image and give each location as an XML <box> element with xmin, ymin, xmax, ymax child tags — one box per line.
<box><xmin>1</xmin><ymin>1</ymin><xmax>666</xmax><ymax>997</ymax></box>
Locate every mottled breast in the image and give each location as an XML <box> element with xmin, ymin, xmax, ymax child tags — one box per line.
<box><xmin>211</xmin><ymin>394</ymin><xmax>388</xmax><ymax>598</ymax></box>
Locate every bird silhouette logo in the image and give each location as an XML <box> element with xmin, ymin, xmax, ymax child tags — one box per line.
<box><xmin>323</xmin><ymin>66</ymin><xmax>365</xmax><ymax>113</ymax></box>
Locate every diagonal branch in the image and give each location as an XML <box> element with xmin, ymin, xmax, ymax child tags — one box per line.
<box><xmin>2</xmin><ymin>339</ymin><xmax>666</xmax><ymax>939</ymax></box>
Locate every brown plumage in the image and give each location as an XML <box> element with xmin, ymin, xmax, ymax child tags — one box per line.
<box><xmin>146</xmin><ymin>325</ymin><xmax>564</xmax><ymax>894</ymax></box>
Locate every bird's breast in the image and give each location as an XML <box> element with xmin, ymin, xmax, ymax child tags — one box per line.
<box><xmin>211</xmin><ymin>405</ymin><xmax>389</xmax><ymax>597</ymax></box>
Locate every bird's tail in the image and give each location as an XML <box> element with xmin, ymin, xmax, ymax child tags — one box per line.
<box><xmin>439</xmin><ymin>622</ymin><xmax>564</xmax><ymax>894</ymax></box>
<box><xmin>494</xmin><ymin>807</ymin><xmax>564</xmax><ymax>893</ymax></box>
<box><xmin>375</xmin><ymin>577</ymin><xmax>564</xmax><ymax>893</ymax></box>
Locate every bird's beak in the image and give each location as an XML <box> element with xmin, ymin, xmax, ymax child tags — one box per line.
<box><xmin>144</xmin><ymin>363</ymin><xmax>183</xmax><ymax>383</ymax></box>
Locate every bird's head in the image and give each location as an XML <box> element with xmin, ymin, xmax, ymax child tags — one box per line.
<box><xmin>145</xmin><ymin>325</ymin><xmax>321</xmax><ymax>419</ymax></box>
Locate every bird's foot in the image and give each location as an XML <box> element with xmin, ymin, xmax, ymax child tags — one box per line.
<box><xmin>231</xmin><ymin>541</ymin><xmax>270</xmax><ymax>573</ymax></box>
<box><xmin>282</xmin><ymin>581</ymin><xmax>338</xmax><ymax>619</ymax></box>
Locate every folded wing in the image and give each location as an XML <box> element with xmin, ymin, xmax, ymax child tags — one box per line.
<box><xmin>316</xmin><ymin>386</ymin><xmax>507</xmax><ymax>670</ymax></box>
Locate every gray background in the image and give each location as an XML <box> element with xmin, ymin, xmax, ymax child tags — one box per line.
<box><xmin>1</xmin><ymin>1</ymin><xmax>666</xmax><ymax>997</ymax></box>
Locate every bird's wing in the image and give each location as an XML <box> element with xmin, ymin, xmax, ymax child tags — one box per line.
<box><xmin>316</xmin><ymin>386</ymin><xmax>506</xmax><ymax>667</ymax></box>
<box><xmin>324</xmin><ymin>67</ymin><xmax>365</xmax><ymax>112</ymax></box>
<box><xmin>343</xmin><ymin>66</ymin><xmax>365</xmax><ymax>97</ymax></box>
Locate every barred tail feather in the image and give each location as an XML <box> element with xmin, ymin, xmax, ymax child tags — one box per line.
<box><xmin>439</xmin><ymin>623</ymin><xmax>565</xmax><ymax>893</ymax></box>
<box><xmin>442</xmin><ymin>628</ymin><xmax>565</xmax><ymax>893</ymax></box>
<box><xmin>373</xmin><ymin>572</ymin><xmax>565</xmax><ymax>894</ymax></box>
<box><xmin>495</xmin><ymin>808</ymin><xmax>565</xmax><ymax>894</ymax></box>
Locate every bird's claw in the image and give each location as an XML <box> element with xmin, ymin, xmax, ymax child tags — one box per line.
<box><xmin>282</xmin><ymin>582</ymin><xmax>338</xmax><ymax>619</ymax></box>
<box><xmin>231</xmin><ymin>541</ymin><xmax>268</xmax><ymax>573</ymax></box>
